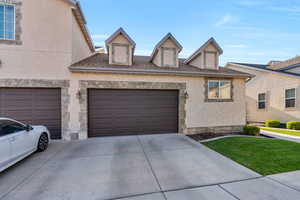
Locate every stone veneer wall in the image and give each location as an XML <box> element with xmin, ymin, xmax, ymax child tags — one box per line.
<box><xmin>78</xmin><ymin>80</ymin><xmax>187</xmax><ymax>139</ymax></box>
<box><xmin>186</xmin><ymin>125</ymin><xmax>243</xmax><ymax>134</ymax></box>
<box><xmin>0</xmin><ymin>0</ymin><xmax>22</xmax><ymax>45</ymax></box>
<box><xmin>0</xmin><ymin>79</ymin><xmax>71</xmax><ymax>139</ymax></box>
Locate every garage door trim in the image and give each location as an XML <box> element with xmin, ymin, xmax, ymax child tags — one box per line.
<box><xmin>79</xmin><ymin>80</ymin><xmax>187</xmax><ymax>139</ymax></box>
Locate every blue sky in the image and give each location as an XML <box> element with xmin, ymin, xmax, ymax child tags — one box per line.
<box><xmin>80</xmin><ymin>0</ymin><xmax>300</xmax><ymax>65</ymax></box>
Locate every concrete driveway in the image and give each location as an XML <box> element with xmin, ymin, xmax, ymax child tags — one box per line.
<box><xmin>1</xmin><ymin>134</ymin><xmax>300</xmax><ymax>200</ymax></box>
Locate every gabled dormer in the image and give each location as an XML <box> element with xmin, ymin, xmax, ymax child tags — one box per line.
<box><xmin>105</xmin><ymin>28</ymin><xmax>136</xmax><ymax>66</ymax></box>
<box><xmin>150</xmin><ymin>33</ymin><xmax>183</xmax><ymax>67</ymax></box>
<box><xmin>184</xmin><ymin>38</ymin><xmax>223</xmax><ymax>70</ymax></box>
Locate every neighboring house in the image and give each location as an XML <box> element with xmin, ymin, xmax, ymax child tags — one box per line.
<box><xmin>226</xmin><ymin>56</ymin><xmax>300</xmax><ymax>124</ymax></box>
<box><xmin>0</xmin><ymin>0</ymin><xmax>251</xmax><ymax>140</ymax></box>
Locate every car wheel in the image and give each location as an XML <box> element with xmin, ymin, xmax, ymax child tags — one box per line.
<box><xmin>37</xmin><ymin>133</ymin><xmax>49</xmax><ymax>152</ymax></box>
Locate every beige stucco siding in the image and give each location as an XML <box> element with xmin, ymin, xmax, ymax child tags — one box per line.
<box><xmin>71</xmin><ymin>14</ymin><xmax>92</xmax><ymax>63</ymax></box>
<box><xmin>0</xmin><ymin>0</ymin><xmax>92</xmax><ymax>79</ymax></box>
<box><xmin>227</xmin><ymin>64</ymin><xmax>300</xmax><ymax>123</ymax></box>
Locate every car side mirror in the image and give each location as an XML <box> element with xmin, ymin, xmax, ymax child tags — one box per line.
<box><xmin>25</xmin><ymin>124</ymin><xmax>32</xmax><ymax>132</ymax></box>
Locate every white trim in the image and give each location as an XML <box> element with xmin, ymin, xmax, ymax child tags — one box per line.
<box><xmin>285</xmin><ymin>88</ymin><xmax>296</xmax><ymax>108</ymax></box>
<box><xmin>227</xmin><ymin>63</ymin><xmax>300</xmax><ymax>79</ymax></box>
<box><xmin>207</xmin><ymin>80</ymin><xmax>231</xmax><ymax>100</ymax></box>
<box><xmin>0</xmin><ymin>3</ymin><xmax>15</xmax><ymax>40</ymax></box>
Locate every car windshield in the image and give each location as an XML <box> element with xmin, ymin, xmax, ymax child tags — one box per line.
<box><xmin>0</xmin><ymin>120</ymin><xmax>26</xmax><ymax>136</ymax></box>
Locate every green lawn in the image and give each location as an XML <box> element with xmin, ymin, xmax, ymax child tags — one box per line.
<box><xmin>261</xmin><ymin>127</ymin><xmax>300</xmax><ymax>137</ymax></box>
<box><xmin>202</xmin><ymin>137</ymin><xmax>300</xmax><ymax>176</ymax></box>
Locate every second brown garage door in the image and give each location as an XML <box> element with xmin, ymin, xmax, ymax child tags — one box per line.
<box><xmin>0</xmin><ymin>88</ymin><xmax>62</xmax><ymax>139</ymax></box>
<box><xmin>88</xmin><ymin>89</ymin><xmax>179</xmax><ymax>137</ymax></box>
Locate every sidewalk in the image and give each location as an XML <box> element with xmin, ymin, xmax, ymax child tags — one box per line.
<box><xmin>260</xmin><ymin>129</ymin><xmax>300</xmax><ymax>143</ymax></box>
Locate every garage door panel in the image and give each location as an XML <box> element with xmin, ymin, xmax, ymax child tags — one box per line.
<box><xmin>89</xmin><ymin>109</ymin><xmax>178</xmax><ymax>118</ymax></box>
<box><xmin>88</xmin><ymin>89</ymin><xmax>178</xmax><ymax>137</ymax></box>
<box><xmin>0</xmin><ymin>88</ymin><xmax>61</xmax><ymax>139</ymax></box>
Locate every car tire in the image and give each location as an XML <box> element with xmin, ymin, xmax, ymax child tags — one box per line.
<box><xmin>37</xmin><ymin>133</ymin><xmax>49</xmax><ymax>152</ymax></box>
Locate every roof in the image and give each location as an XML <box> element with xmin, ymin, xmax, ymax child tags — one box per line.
<box><xmin>150</xmin><ymin>33</ymin><xmax>183</xmax><ymax>61</ymax></box>
<box><xmin>229</xmin><ymin>62</ymin><xmax>300</xmax><ymax>78</ymax></box>
<box><xmin>69</xmin><ymin>53</ymin><xmax>252</xmax><ymax>78</ymax></box>
<box><xmin>184</xmin><ymin>37</ymin><xmax>223</xmax><ymax>64</ymax></box>
<box><xmin>105</xmin><ymin>28</ymin><xmax>136</xmax><ymax>49</ymax></box>
<box><xmin>267</xmin><ymin>55</ymin><xmax>300</xmax><ymax>70</ymax></box>
<box><xmin>278</xmin><ymin>63</ymin><xmax>300</xmax><ymax>71</ymax></box>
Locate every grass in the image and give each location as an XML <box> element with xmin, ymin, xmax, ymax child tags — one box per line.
<box><xmin>202</xmin><ymin>137</ymin><xmax>300</xmax><ymax>176</ymax></box>
<box><xmin>261</xmin><ymin>127</ymin><xmax>300</xmax><ymax>137</ymax></box>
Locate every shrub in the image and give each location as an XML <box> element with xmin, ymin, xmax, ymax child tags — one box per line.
<box><xmin>265</xmin><ymin>120</ymin><xmax>281</xmax><ymax>128</ymax></box>
<box><xmin>243</xmin><ymin>126</ymin><xmax>260</xmax><ymax>136</ymax></box>
<box><xmin>286</xmin><ymin>121</ymin><xmax>300</xmax><ymax>130</ymax></box>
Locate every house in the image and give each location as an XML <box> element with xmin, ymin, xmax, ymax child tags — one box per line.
<box><xmin>0</xmin><ymin>0</ymin><xmax>251</xmax><ymax>140</ymax></box>
<box><xmin>226</xmin><ymin>56</ymin><xmax>300</xmax><ymax>124</ymax></box>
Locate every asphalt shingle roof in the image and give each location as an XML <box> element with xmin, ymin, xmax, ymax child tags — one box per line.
<box><xmin>231</xmin><ymin>62</ymin><xmax>300</xmax><ymax>78</ymax></box>
<box><xmin>70</xmin><ymin>53</ymin><xmax>252</xmax><ymax>78</ymax></box>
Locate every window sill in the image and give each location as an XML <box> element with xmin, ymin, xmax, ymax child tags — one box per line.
<box><xmin>0</xmin><ymin>39</ymin><xmax>22</xmax><ymax>45</ymax></box>
<box><xmin>257</xmin><ymin>108</ymin><xmax>267</xmax><ymax>111</ymax></box>
<box><xmin>205</xmin><ymin>98</ymin><xmax>233</xmax><ymax>102</ymax></box>
<box><xmin>285</xmin><ymin>107</ymin><xmax>297</xmax><ymax>111</ymax></box>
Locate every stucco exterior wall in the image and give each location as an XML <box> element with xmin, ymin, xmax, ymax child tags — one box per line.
<box><xmin>71</xmin><ymin>14</ymin><xmax>92</xmax><ymax>63</ymax></box>
<box><xmin>0</xmin><ymin>0</ymin><xmax>92</xmax><ymax>79</ymax></box>
<box><xmin>227</xmin><ymin>64</ymin><xmax>300</xmax><ymax>123</ymax></box>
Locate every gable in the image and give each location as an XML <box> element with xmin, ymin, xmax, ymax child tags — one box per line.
<box><xmin>187</xmin><ymin>40</ymin><xmax>221</xmax><ymax>70</ymax></box>
<box><xmin>184</xmin><ymin>38</ymin><xmax>222</xmax><ymax>67</ymax></box>
<box><xmin>110</xmin><ymin>34</ymin><xmax>131</xmax><ymax>45</ymax></box>
<box><xmin>105</xmin><ymin>28</ymin><xmax>135</xmax><ymax>66</ymax></box>
<box><xmin>151</xmin><ymin>33</ymin><xmax>182</xmax><ymax>67</ymax></box>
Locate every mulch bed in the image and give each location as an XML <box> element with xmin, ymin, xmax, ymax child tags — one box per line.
<box><xmin>187</xmin><ymin>132</ymin><xmax>247</xmax><ymax>141</ymax></box>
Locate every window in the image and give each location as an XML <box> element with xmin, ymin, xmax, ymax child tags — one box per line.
<box><xmin>208</xmin><ymin>80</ymin><xmax>231</xmax><ymax>100</ymax></box>
<box><xmin>285</xmin><ymin>88</ymin><xmax>296</xmax><ymax>108</ymax></box>
<box><xmin>112</xmin><ymin>43</ymin><xmax>129</xmax><ymax>65</ymax></box>
<box><xmin>0</xmin><ymin>4</ymin><xmax>15</xmax><ymax>40</ymax></box>
<box><xmin>162</xmin><ymin>47</ymin><xmax>176</xmax><ymax>67</ymax></box>
<box><xmin>205</xmin><ymin>52</ymin><xmax>217</xmax><ymax>69</ymax></box>
<box><xmin>258</xmin><ymin>93</ymin><xmax>266</xmax><ymax>109</ymax></box>
<box><xmin>0</xmin><ymin>120</ymin><xmax>25</xmax><ymax>137</ymax></box>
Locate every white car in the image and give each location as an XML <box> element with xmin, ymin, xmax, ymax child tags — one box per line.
<box><xmin>0</xmin><ymin>118</ymin><xmax>50</xmax><ymax>173</ymax></box>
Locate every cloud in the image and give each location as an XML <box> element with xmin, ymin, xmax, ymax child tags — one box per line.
<box><xmin>91</xmin><ymin>34</ymin><xmax>109</xmax><ymax>40</ymax></box>
<box><xmin>215</xmin><ymin>14</ymin><xmax>238</xmax><ymax>26</ymax></box>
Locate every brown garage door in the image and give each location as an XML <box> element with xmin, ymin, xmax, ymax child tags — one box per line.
<box><xmin>88</xmin><ymin>89</ymin><xmax>179</xmax><ymax>137</ymax></box>
<box><xmin>0</xmin><ymin>88</ymin><xmax>61</xmax><ymax>139</ymax></box>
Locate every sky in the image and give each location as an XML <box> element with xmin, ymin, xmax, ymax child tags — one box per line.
<box><xmin>80</xmin><ymin>0</ymin><xmax>300</xmax><ymax>66</ymax></box>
